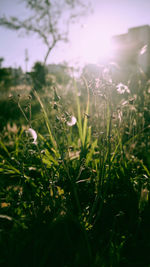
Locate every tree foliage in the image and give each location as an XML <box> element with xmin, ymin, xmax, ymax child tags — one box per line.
<box><xmin>0</xmin><ymin>0</ymin><xmax>90</xmax><ymax>64</ymax></box>
<box><xmin>0</xmin><ymin>68</ymin><xmax>13</xmax><ymax>91</ymax></box>
<box><xmin>30</xmin><ymin>61</ymin><xmax>47</xmax><ymax>90</ymax></box>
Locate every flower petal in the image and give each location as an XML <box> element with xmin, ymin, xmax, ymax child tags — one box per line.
<box><xmin>67</xmin><ymin>116</ymin><xmax>77</xmax><ymax>126</ymax></box>
<box><xmin>26</xmin><ymin>128</ymin><xmax>37</xmax><ymax>144</ymax></box>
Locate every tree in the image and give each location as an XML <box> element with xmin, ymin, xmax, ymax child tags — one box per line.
<box><xmin>0</xmin><ymin>68</ymin><xmax>13</xmax><ymax>92</ymax></box>
<box><xmin>30</xmin><ymin>61</ymin><xmax>47</xmax><ymax>90</ymax></box>
<box><xmin>47</xmin><ymin>62</ymin><xmax>71</xmax><ymax>85</ymax></box>
<box><xmin>0</xmin><ymin>57</ymin><xmax>4</xmax><ymax>68</ymax></box>
<box><xmin>0</xmin><ymin>0</ymin><xmax>90</xmax><ymax>64</ymax></box>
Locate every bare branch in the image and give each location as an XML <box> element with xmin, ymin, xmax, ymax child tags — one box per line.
<box><xmin>0</xmin><ymin>0</ymin><xmax>90</xmax><ymax>63</ymax></box>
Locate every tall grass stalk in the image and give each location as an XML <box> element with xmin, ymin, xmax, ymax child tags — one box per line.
<box><xmin>74</xmin><ymin>77</ymin><xmax>90</xmax><ymax>152</ymax></box>
<box><xmin>34</xmin><ymin>90</ymin><xmax>58</xmax><ymax>155</ymax></box>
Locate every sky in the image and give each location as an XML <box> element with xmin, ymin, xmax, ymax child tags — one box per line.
<box><xmin>0</xmin><ymin>0</ymin><xmax>150</xmax><ymax>71</ymax></box>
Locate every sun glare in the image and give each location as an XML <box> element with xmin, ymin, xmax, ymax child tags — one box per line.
<box><xmin>75</xmin><ymin>22</ymin><xmax>113</xmax><ymax>64</ymax></box>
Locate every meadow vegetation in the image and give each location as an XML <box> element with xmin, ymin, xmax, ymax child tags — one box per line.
<box><xmin>0</xmin><ymin>64</ymin><xmax>150</xmax><ymax>266</ymax></box>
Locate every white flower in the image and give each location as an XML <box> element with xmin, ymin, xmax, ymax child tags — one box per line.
<box><xmin>26</xmin><ymin>128</ymin><xmax>37</xmax><ymax>144</ymax></box>
<box><xmin>116</xmin><ymin>83</ymin><xmax>130</xmax><ymax>94</ymax></box>
<box><xmin>67</xmin><ymin>116</ymin><xmax>77</xmax><ymax>126</ymax></box>
<box><xmin>77</xmin><ymin>92</ymin><xmax>81</xmax><ymax>96</ymax></box>
<box><xmin>95</xmin><ymin>78</ymin><xmax>100</xmax><ymax>88</ymax></box>
<box><xmin>140</xmin><ymin>45</ymin><xmax>147</xmax><ymax>55</ymax></box>
<box><xmin>103</xmin><ymin>68</ymin><xmax>112</xmax><ymax>83</ymax></box>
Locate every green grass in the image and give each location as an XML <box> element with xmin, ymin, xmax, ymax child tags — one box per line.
<box><xmin>0</xmin><ymin>70</ymin><xmax>150</xmax><ymax>266</ymax></box>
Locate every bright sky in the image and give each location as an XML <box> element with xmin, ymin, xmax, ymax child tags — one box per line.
<box><xmin>0</xmin><ymin>0</ymin><xmax>150</xmax><ymax>71</ymax></box>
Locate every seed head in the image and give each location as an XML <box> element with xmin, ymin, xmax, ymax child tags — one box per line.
<box><xmin>26</xmin><ymin>128</ymin><xmax>37</xmax><ymax>144</ymax></box>
<box><xmin>67</xmin><ymin>116</ymin><xmax>77</xmax><ymax>126</ymax></box>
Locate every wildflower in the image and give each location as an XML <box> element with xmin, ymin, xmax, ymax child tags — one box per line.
<box><xmin>95</xmin><ymin>78</ymin><xmax>100</xmax><ymax>88</ymax></box>
<box><xmin>67</xmin><ymin>116</ymin><xmax>77</xmax><ymax>126</ymax></box>
<box><xmin>121</xmin><ymin>100</ymin><xmax>128</xmax><ymax>106</ymax></box>
<box><xmin>26</xmin><ymin>128</ymin><xmax>37</xmax><ymax>144</ymax></box>
<box><xmin>28</xmin><ymin>94</ymin><xmax>32</xmax><ymax>100</ymax></box>
<box><xmin>129</xmin><ymin>97</ymin><xmax>135</xmax><ymax>104</ymax></box>
<box><xmin>103</xmin><ymin>68</ymin><xmax>112</xmax><ymax>83</ymax></box>
<box><xmin>116</xmin><ymin>83</ymin><xmax>130</xmax><ymax>94</ymax></box>
<box><xmin>118</xmin><ymin>109</ymin><xmax>122</xmax><ymax>122</ymax></box>
<box><xmin>53</xmin><ymin>87</ymin><xmax>60</xmax><ymax>102</ymax></box>
<box><xmin>53</xmin><ymin>102</ymin><xmax>58</xmax><ymax>110</ymax></box>
<box><xmin>140</xmin><ymin>187</ymin><xmax>149</xmax><ymax>202</ymax></box>
<box><xmin>140</xmin><ymin>44</ymin><xmax>147</xmax><ymax>55</ymax></box>
<box><xmin>84</xmin><ymin>113</ymin><xmax>90</xmax><ymax>118</ymax></box>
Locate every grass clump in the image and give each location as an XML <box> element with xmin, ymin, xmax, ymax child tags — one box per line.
<box><xmin>0</xmin><ymin>67</ymin><xmax>150</xmax><ymax>266</ymax></box>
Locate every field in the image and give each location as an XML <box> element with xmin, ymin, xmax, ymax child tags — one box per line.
<box><xmin>1</xmin><ymin>66</ymin><xmax>150</xmax><ymax>266</ymax></box>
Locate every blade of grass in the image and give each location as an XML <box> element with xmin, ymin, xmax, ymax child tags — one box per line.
<box><xmin>34</xmin><ymin>90</ymin><xmax>58</xmax><ymax>155</ymax></box>
<box><xmin>74</xmin><ymin>79</ymin><xmax>83</xmax><ymax>144</ymax></box>
<box><xmin>82</xmin><ymin>76</ymin><xmax>90</xmax><ymax>148</ymax></box>
<box><xmin>0</xmin><ymin>139</ymin><xmax>10</xmax><ymax>158</ymax></box>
